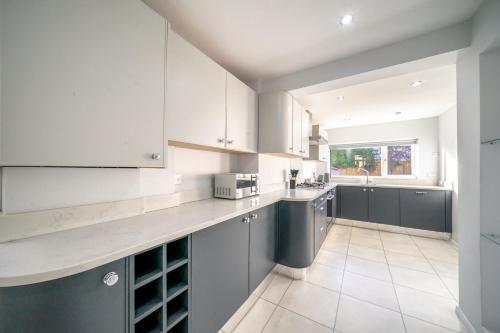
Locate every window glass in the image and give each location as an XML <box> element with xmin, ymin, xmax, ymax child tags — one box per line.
<box><xmin>330</xmin><ymin>147</ymin><xmax>381</xmax><ymax>176</ymax></box>
<box><xmin>387</xmin><ymin>145</ymin><xmax>412</xmax><ymax>175</ymax></box>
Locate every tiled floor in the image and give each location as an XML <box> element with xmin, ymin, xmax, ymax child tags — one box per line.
<box><xmin>219</xmin><ymin>222</ymin><xmax>462</xmax><ymax>333</ymax></box>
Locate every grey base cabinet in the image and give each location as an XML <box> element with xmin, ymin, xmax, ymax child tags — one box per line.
<box><xmin>249</xmin><ymin>204</ymin><xmax>277</xmax><ymax>293</ymax></box>
<box><xmin>278</xmin><ymin>201</ymin><xmax>315</xmax><ymax>268</ymax></box>
<box><xmin>400</xmin><ymin>189</ymin><xmax>446</xmax><ymax>231</ymax></box>
<box><xmin>339</xmin><ymin>186</ymin><xmax>369</xmax><ymax>221</ymax></box>
<box><xmin>368</xmin><ymin>187</ymin><xmax>400</xmax><ymax>226</ymax></box>
<box><xmin>314</xmin><ymin>195</ymin><xmax>329</xmax><ymax>255</ymax></box>
<box><xmin>191</xmin><ymin>214</ymin><xmax>250</xmax><ymax>333</ymax></box>
<box><xmin>0</xmin><ymin>259</ymin><xmax>127</xmax><ymax>333</ymax></box>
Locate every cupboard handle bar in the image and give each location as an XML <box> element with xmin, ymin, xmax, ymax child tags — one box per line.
<box><xmin>415</xmin><ymin>191</ymin><xmax>428</xmax><ymax>195</ymax></box>
<box><xmin>242</xmin><ymin>216</ymin><xmax>250</xmax><ymax>224</ymax></box>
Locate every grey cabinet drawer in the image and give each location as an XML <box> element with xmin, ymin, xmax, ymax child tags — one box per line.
<box><xmin>400</xmin><ymin>189</ymin><xmax>446</xmax><ymax>231</ymax></box>
<box><xmin>368</xmin><ymin>187</ymin><xmax>400</xmax><ymax>226</ymax></box>
<box><xmin>0</xmin><ymin>259</ymin><xmax>127</xmax><ymax>333</ymax></box>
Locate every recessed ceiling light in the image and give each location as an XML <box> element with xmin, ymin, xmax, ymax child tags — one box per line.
<box><xmin>340</xmin><ymin>14</ymin><xmax>353</xmax><ymax>26</ymax></box>
<box><xmin>395</xmin><ymin>111</ymin><xmax>402</xmax><ymax>115</ymax></box>
<box><xmin>410</xmin><ymin>80</ymin><xmax>423</xmax><ymax>87</ymax></box>
<box><xmin>337</xmin><ymin>96</ymin><xmax>345</xmax><ymax>101</ymax></box>
<box><xmin>343</xmin><ymin>117</ymin><xmax>351</xmax><ymax>121</ymax></box>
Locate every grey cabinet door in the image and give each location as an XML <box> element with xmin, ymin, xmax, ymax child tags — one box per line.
<box><xmin>340</xmin><ymin>186</ymin><xmax>369</xmax><ymax>221</ymax></box>
<box><xmin>368</xmin><ymin>188</ymin><xmax>400</xmax><ymax>225</ymax></box>
<box><xmin>400</xmin><ymin>189</ymin><xmax>446</xmax><ymax>231</ymax></box>
<box><xmin>314</xmin><ymin>200</ymin><xmax>328</xmax><ymax>255</ymax></box>
<box><xmin>0</xmin><ymin>259</ymin><xmax>127</xmax><ymax>333</ymax></box>
<box><xmin>278</xmin><ymin>201</ymin><xmax>315</xmax><ymax>268</ymax></box>
<box><xmin>249</xmin><ymin>204</ymin><xmax>277</xmax><ymax>293</ymax></box>
<box><xmin>191</xmin><ymin>214</ymin><xmax>250</xmax><ymax>333</ymax></box>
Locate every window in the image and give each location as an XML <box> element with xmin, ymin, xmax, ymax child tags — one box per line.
<box><xmin>330</xmin><ymin>141</ymin><xmax>416</xmax><ymax>178</ymax></box>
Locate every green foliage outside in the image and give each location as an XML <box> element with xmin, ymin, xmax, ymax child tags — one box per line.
<box><xmin>330</xmin><ymin>148</ymin><xmax>381</xmax><ymax>173</ymax></box>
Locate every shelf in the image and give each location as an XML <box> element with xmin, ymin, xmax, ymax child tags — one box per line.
<box><xmin>135</xmin><ymin>269</ymin><xmax>163</xmax><ymax>289</ymax></box>
<box><xmin>135</xmin><ymin>246</ymin><xmax>163</xmax><ymax>286</ymax></box>
<box><xmin>166</xmin><ymin>308</ymin><xmax>188</xmax><ymax>331</ymax></box>
<box><xmin>166</xmin><ymin>317</ymin><xmax>188</xmax><ymax>333</ymax></box>
<box><xmin>481</xmin><ymin>138</ymin><xmax>500</xmax><ymax>145</ymax></box>
<box><xmin>135</xmin><ymin>279</ymin><xmax>163</xmax><ymax>320</ymax></box>
<box><xmin>135</xmin><ymin>307</ymin><xmax>163</xmax><ymax>333</ymax></box>
<box><xmin>167</xmin><ymin>284</ymin><xmax>188</xmax><ymax>302</ymax></box>
<box><xmin>166</xmin><ymin>258</ymin><xmax>188</xmax><ymax>273</ymax></box>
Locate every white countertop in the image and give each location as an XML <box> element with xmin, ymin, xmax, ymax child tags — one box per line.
<box><xmin>0</xmin><ymin>185</ymin><xmax>334</xmax><ymax>287</ymax></box>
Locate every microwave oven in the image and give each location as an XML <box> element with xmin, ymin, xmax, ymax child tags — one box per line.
<box><xmin>214</xmin><ymin>173</ymin><xmax>259</xmax><ymax>199</ymax></box>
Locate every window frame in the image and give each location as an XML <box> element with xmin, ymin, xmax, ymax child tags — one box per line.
<box><xmin>330</xmin><ymin>143</ymin><xmax>417</xmax><ymax>179</ymax></box>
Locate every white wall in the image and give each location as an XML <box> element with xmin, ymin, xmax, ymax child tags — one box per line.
<box><xmin>456</xmin><ymin>0</ymin><xmax>500</xmax><ymax>331</ymax></box>
<box><xmin>327</xmin><ymin>117</ymin><xmax>440</xmax><ymax>184</ymax></box>
<box><xmin>438</xmin><ymin>107</ymin><xmax>458</xmax><ymax>241</ymax></box>
<box><xmin>1</xmin><ymin>146</ymin><xmax>238</xmax><ymax>213</ymax></box>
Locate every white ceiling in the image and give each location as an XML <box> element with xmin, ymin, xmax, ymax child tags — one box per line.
<box><xmin>297</xmin><ymin>65</ymin><xmax>456</xmax><ymax>129</ymax></box>
<box><xmin>144</xmin><ymin>0</ymin><xmax>481</xmax><ymax>82</ymax></box>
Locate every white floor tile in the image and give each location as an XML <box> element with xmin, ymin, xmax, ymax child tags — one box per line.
<box><xmin>395</xmin><ymin>285</ymin><xmax>462</xmax><ymax>331</ymax></box>
<box><xmin>403</xmin><ymin>315</ymin><xmax>460</xmax><ymax>333</ymax></box>
<box><xmin>419</xmin><ymin>246</ymin><xmax>459</xmax><ymax>264</ymax></box>
<box><xmin>390</xmin><ymin>266</ymin><xmax>452</xmax><ymax>298</ymax></box>
<box><xmin>386</xmin><ymin>251</ymin><xmax>435</xmax><ymax>273</ymax></box>
<box><xmin>233</xmin><ymin>299</ymin><xmax>276</xmax><ymax>333</ymax></box>
<box><xmin>382</xmin><ymin>239</ymin><xmax>423</xmax><ymax>256</ymax></box>
<box><xmin>322</xmin><ymin>239</ymin><xmax>349</xmax><ymax>254</ymax></box>
<box><xmin>348</xmin><ymin>244</ymin><xmax>387</xmax><ymax>263</ymax></box>
<box><xmin>411</xmin><ymin>236</ymin><xmax>456</xmax><ymax>251</ymax></box>
<box><xmin>315</xmin><ymin>249</ymin><xmax>347</xmax><ymax>270</ymax></box>
<box><xmin>305</xmin><ymin>263</ymin><xmax>343</xmax><ymax>292</ymax></box>
<box><xmin>252</xmin><ymin>270</ymin><xmax>277</xmax><ymax>297</ymax></box>
<box><xmin>351</xmin><ymin>228</ymin><xmax>380</xmax><ymax>238</ymax></box>
<box><xmin>279</xmin><ymin>280</ymin><xmax>339</xmax><ymax>328</ymax></box>
<box><xmin>261</xmin><ymin>273</ymin><xmax>292</xmax><ymax>304</ymax></box>
<box><xmin>345</xmin><ymin>256</ymin><xmax>392</xmax><ymax>282</ymax></box>
<box><xmin>429</xmin><ymin>260</ymin><xmax>459</xmax><ymax>279</ymax></box>
<box><xmin>222</xmin><ymin>294</ymin><xmax>259</xmax><ymax>333</ymax></box>
<box><xmin>262</xmin><ymin>307</ymin><xmax>331</xmax><ymax>333</ymax></box>
<box><xmin>441</xmin><ymin>277</ymin><xmax>459</xmax><ymax>300</ymax></box>
<box><xmin>341</xmin><ymin>271</ymin><xmax>400</xmax><ymax>311</ymax></box>
<box><xmin>380</xmin><ymin>231</ymin><xmax>411</xmax><ymax>241</ymax></box>
<box><xmin>350</xmin><ymin>235</ymin><xmax>384</xmax><ymax>249</ymax></box>
<box><xmin>335</xmin><ymin>295</ymin><xmax>405</xmax><ymax>333</ymax></box>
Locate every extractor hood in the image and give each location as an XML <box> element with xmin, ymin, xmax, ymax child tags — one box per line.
<box><xmin>309</xmin><ymin>125</ymin><xmax>329</xmax><ymax>145</ymax></box>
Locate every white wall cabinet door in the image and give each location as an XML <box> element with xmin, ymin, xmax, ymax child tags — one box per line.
<box><xmin>258</xmin><ymin>92</ymin><xmax>294</xmax><ymax>155</ymax></box>
<box><xmin>166</xmin><ymin>30</ymin><xmax>227</xmax><ymax>149</ymax></box>
<box><xmin>226</xmin><ymin>73</ymin><xmax>258</xmax><ymax>153</ymax></box>
<box><xmin>0</xmin><ymin>0</ymin><xmax>167</xmax><ymax>167</ymax></box>
<box><xmin>292</xmin><ymin>100</ymin><xmax>302</xmax><ymax>156</ymax></box>
<box><xmin>301</xmin><ymin>110</ymin><xmax>311</xmax><ymax>158</ymax></box>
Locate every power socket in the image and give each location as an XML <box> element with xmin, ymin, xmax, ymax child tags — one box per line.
<box><xmin>174</xmin><ymin>174</ymin><xmax>182</xmax><ymax>185</ymax></box>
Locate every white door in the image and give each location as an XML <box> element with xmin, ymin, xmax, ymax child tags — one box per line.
<box><xmin>226</xmin><ymin>73</ymin><xmax>258</xmax><ymax>152</ymax></box>
<box><xmin>292</xmin><ymin>99</ymin><xmax>302</xmax><ymax>156</ymax></box>
<box><xmin>166</xmin><ymin>31</ymin><xmax>227</xmax><ymax>149</ymax></box>
<box><xmin>301</xmin><ymin>110</ymin><xmax>311</xmax><ymax>158</ymax></box>
<box><xmin>0</xmin><ymin>0</ymin><xmax>167</xmax><ymax>167</ymax></box>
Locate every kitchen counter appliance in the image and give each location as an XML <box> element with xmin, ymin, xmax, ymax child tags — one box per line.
<box><xmin>214</xmin><ymin>173</ymin><xmax>259</xmax><ymax>199</ymax></box>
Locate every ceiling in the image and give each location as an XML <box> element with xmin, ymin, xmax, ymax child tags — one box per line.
<box><xmin>144</xmin><ymin>0</ymin><xmax>481</xmax><ymax>83</ymax></box>
<box><xmin>297</xmin><ymin>65</ymin><xmax>456</xmax><ymax>129</ymax></box>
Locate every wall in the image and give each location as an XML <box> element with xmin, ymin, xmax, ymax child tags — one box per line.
<box><xmin>326</xmin><ymin>117</ymin><xmax>440</xmax><ymax>184</ymax></box>
<box><xmin>1</xmin><ymin>146</ymin><xmax>238</xmax><ymax>214</ymax></box>
<box><xmin>438</xmin><ymin>107</ymin><xmax>458</xmax><ymax>241</ymax></box>
<box><xmin>456</xmin><ymin>0</ymin><xmax>500</xmax><ymax>331</ymax></box>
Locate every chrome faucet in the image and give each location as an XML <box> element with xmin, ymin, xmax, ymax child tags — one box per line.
<box><xmin>358</xmin><ymin>167</ymin><xmax>369</xmax><ymax>184</ymax></box>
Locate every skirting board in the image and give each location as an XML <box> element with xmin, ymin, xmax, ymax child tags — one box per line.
<box><xmin>455</xmin><ymin>306</ymin><xmax>477</xmax><ymax>333</ymax></box>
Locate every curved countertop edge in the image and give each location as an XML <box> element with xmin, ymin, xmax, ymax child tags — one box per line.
<box><xmin>0</xmin><ymin>185</ymin><xmax>334</xmax><ymax>287</ymax></box>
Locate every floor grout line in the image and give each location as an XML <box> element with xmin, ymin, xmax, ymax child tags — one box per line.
<box><xmin>332</xmin><ymin>224</ymin><xmax>352</xmax><ymax>332</ymax></box>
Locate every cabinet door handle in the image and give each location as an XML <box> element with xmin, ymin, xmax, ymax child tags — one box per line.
<box><xmin>415</xmin><ymin>191</ymin><xmax>427</xmax><ymax>195</ymax></box>
<box><xmin>151</xmin><ymin>153</ymin><xmax>161</xmax><ymax>160</ymax></box>
<box><xmin>370</xmin><ymin>189</ymin><xmax>374</xmax><ymax>192</ymax></box>
<box><xmin>250</xmin><ymin>213</ymin><xmax>258</xmax><ymax>220</ymax></box>
<box><xmin>362</xmin><ymin>188</ymin><xmax>367</xmax><ymax>192</ymax></box>
<box><xmin>103</xmin><ymin>272</ymin><xmax>119</xmax><ymax>287</ymax></box>
<box><xmin>320</xmin><ymin>207</ymin><xmax>324</xmax><ymax>211</ymax></box>
<box><xmin>289</xmin><ymin>147</ymin><xmax>293</xmax><ymax>151</ymax></box>
<box><xmin>217</xmin><ymin>138</ymin><xmax>225</xmax><ymax>143</ymax></box>
<box><xmin>242</xmin><ymin>216</ymin><xmax>250</xmax><ymax>224</ymax></box>
<box><xmin>227</xmin><ymin>139</ymin><xmax>234</xmax><ymax>144</ymax></box>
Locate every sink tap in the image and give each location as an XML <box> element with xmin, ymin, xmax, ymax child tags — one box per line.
<box><xmin>358</xmin><ymin>167</ymin><xmax>369</xmax><ymax>184</ymax></box>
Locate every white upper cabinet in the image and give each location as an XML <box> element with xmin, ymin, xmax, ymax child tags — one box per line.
<box><xmin>226</xmin><ymin>73</ymin><xmax>258</xmax><ymax>153</ymax></box>
<box><xmin>258</xmin><ymin>92</ymin><xmax>294</xmax><ymax>155</ymax></box>
<box><xmin>0</xmin><ymin>0</ymin><xmax>167</xmax><ymax>167</ymax></box>
<box><xmin>292</xmin><ymin>99</ymin><xmax>303</xmax><ymax>156</ymax></box>
<box><xmin>301</xmin><ymin>110</ymin><xmax>311</xmax><ymax>158</ymax></box>
<box><xmin>166</xmin><ymin>30</ymin><xmax>227</xmax><ymax>149</ymax></box>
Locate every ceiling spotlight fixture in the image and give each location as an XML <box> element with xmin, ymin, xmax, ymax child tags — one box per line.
<box><xmin>340</xmin><ymin>14</ymin><xmax>353</xmax><ymax>26</ymax></box>
<box><xmin>337</xmin><ymin>95</ymin><xmax>345</xmax><ymax>101</ymax></box>
<box><xmin>395</xmin><ymin>111</ymin><xmax>402</xmax><ymax>115</ymax></box>
<box><xmin>410</xmin><ymin>80</ymin><xmax>423</xmax><ymax>87</ymax></box>
<box><xmin>343</xmin><ymin>117</ymin><xmax>351</xmax><ymax>121</ymax></box>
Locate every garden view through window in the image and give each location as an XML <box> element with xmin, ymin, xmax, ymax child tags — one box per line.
<box><xmin>330</xmin><ymin>144</ymin><xmax>413</xmax><ymax>177</ymax></box>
